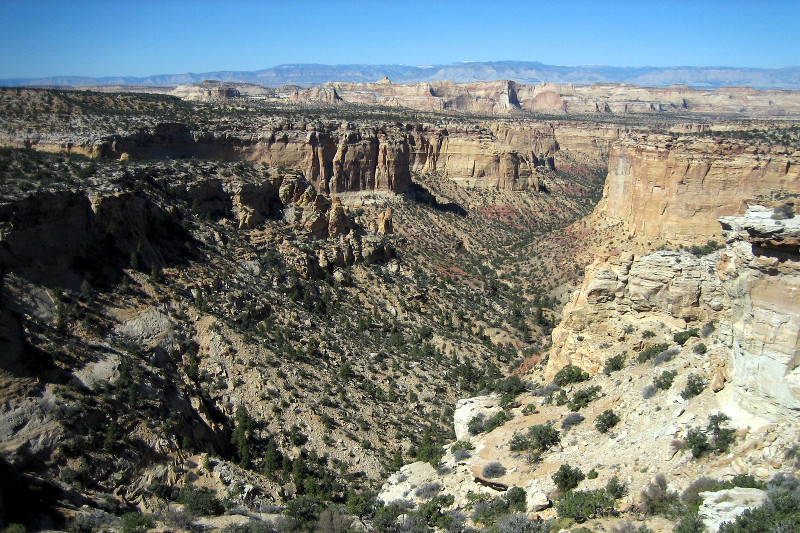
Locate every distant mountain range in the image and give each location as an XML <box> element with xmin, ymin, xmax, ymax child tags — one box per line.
<box><xmin>3</xmin><ymin>61</ymin><xmax>800</xmax><ymax>90</ymax></box>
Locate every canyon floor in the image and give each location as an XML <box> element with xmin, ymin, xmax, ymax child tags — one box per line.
<box><xmin>0</xmin><ymin>84</ymin><xmax>798</xmax><ymax>533</ymax></box>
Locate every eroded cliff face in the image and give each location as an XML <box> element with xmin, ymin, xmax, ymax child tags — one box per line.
<box><xmin>716</xmin><ymin>207</ymin><xmax>800</xmax><ymax>425</ymax></box>
<box><xmin>546</xmin><ymin>249</ymin><xmax>725</xmax><ymax>376</ymax></box>
<box><xmin>91</xmin><ymin>121</ymin><xmax>564</xmax><ymax>194</ymax></box>
<box><xmin>288</xmin><ymin>79</ymin><xmax>800</xmax><ymax>116</ymax></box>
<box><xmin>595</xmin><ymin>135</ymin><xmax>800</xmax><ymax>247</ymax></box>
<box><xmin>547</xmin><ymin>204</ymin><xmax>800</xmax><ymax>426</ymax></box>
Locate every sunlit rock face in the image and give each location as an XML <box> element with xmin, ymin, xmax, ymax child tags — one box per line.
<box><xmin>716</xmin><ymin>206</ymin><xmax>800</xmax><ymax>426</ymax></box>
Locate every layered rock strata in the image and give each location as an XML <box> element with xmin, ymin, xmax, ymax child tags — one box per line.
<box><xmin>287</xmin><ymin>80</ymin><xmax>800</xmax><ymax>116</ymax></box>
<box><xmin>716</xmin><ymin>206</ymin><xmax>800</xmax><ymax>425</ymax></box>
<box><xmin>84</xmin><ymin>122</ymin><xmax>561</xmax><ymax>194</ymax></box>
<box><xmin>594</xmin><ymin>135</ymin><xmax>800</xmax><ymax>246</ymax></box>
<box><xmin>547</xmin><ymin>205</ymin><xmax>800</xmax><ymax>425</ymax></box>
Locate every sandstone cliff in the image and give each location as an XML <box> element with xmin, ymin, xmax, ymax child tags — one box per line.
<box><xmin>287</xmin><ymin>80</ymin><xmax>800</xmax><ymax>116</ymax></box>
<box><xmin>547</xmin><ymin>204</ymin><xmax>800</xmax><ymax>426</ymax></box>
<box><xmin>593</xmin><ymin>134</ymin><xmax>800</xmax><ymax>247</ymax></box>
<box><xmin>15</xmin><ymin>120</ymin><xmax>569</xmax><ymax>194</ymax></box>
<box><xmin>716</xmin><ymin>206</ymin><xmax>800</xmax><ymax>425</ymax></box>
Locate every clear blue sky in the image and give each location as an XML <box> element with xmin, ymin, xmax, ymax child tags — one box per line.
<box><xmin>1</xmin><ymin>0</ymin><xmax>798</xmax><ymax>79</ymax></box>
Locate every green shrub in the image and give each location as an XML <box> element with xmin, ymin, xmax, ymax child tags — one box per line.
<box><xmin>285</xmin><ymin>495</ymin><xmax>324</xmax><ymax>530</ymax></box>
<box><xmin>505</xmin><ymin>487</ymin><xmax>527</xmax><ymax>512</ymax></box>
<box><xmin>178</xmin><ymin>484</ymin><xmax>224</xmax><ymax>516</ymax></box>
<box><xmin>586</xmin><ymin>469</ymin><xmax>598</xmax><ymax>480</ymax></box>
<box><xmin>469</xmin><ymin>411</ymin><xmax>511</xmax><ymax>435</ymax></box>
<box><xmin>231</xmin><ymin>405</ymin><xmax>255</xmax><ymax>467</ymax></box>
<box><xmin>553</xmin><ymin>365</ymin><xmax>590</xmax><ymax>387</ymax></box>
<box><xmin>686</xmin><ymin>427</ymin><xmax>714</xmax><ymax>459</ymax></box>
<box><xmin>642</xmin><ymin>330</ymin><xmax>656</xmax><ymax>339</ymax></box>
<box><xmin>484</xmin><ymin>411</ymin><xmax>512</xmax><ymax>433</ymax></box>
<box><xmin>605</xmin><ymin>476</ymin><xmax>627</xmax><ymax>499</ymax></box>
<box><xmin>553</xmin><ymin>464</ymin><xmax>585</xmax><ymax>492</ymax></box>
<box><xmin>685</xmin><ymin>413</ymin><xmax>736</xmax><ymax>458</ymax></box>
<box><xmin>771</xmin><ymin>203</ymin><xmax>795</xmax><ymax>220</ymax></box>
<box><xmin>346</xmin><ymin>490</ymin><xmax>377</xmax><ymax>518</ymax></box>
<box><xmin>468</xmin><ymin>415</ymin><xmax>485</xmax><ymax>435</ymax></box>
<box><xmin>693</xmin><ymin>343</ymin><xmax>707</xmax><ymax>355</ymax></box>
<box><xmin>496</xmin><ymin>375</ymin><xmax>529</xmax><ymax>406</ymax></box>
<box><xmin>673</xmin><ymin>512</ymin><xmax>707</xmax><ymax>533</ymax></box>
<box><xmin>1</xmin><ymin>525</ymin><xmax>26</xmax><ymax>533</ymax></box>
<box><xmin>118</xmin><ymin>513</ymin><xmax>155</xmax><ymax>533</ymax></box>
<box><xmin>681</xmin><ymin>374</ymin><xmax>708</xmax><ymax>400</ymax></box>
<box><xmin>654</xmin><ymin>370</ymin><xmax>678</xmax><ymax>391</ymax></box>
<box><xmin>415</xmin><ymin>494</ymin><xmax>455</xmax><ymax>529</ymax></box>
<box><xmin>568</xmin><ymin>386</ymin><xmax>601</xmax><ymax>411</ymax></box>
<box><xmin>674</xmin><ymin>328</ymin><xmax>700</xmax><ymax>346</ymax></box>
<box><xmin>595</xmin><ymin>410</ymin><xmax>620</xmax><ymax>433</ymax></box>
<box><xmin>556</xmin><ymin>489</ymin><xmax>615</xmax><ymax>521</ymax></box>
<box><xmin>689</xmin><ymin>241</ymin><xmax>724</xmax><ymax>256</ymax></box>
<box><xmin>638</xmin><ymin>343</ymin><xmax>671</xmax><ymax>363</ymax></box>
<box><xmin>603</xmin><ymin>353</ymin><xmax>627</xmax><ymax>375</ymax></box>
<box><xmin>509</xmin><ymin>423</ymin><xmax>560</xmax><ymax>454</ymax></box>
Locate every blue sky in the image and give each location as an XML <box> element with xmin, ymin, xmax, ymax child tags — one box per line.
<box><xmin>1</xmin><ymin>0</ymin><xmax>798</xmax><ymax>79</ymax></box>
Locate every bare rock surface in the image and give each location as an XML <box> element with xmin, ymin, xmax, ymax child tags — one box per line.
<box><xmin>699</xmin><ymin>487</ymin><xmax>767</xmax><ymax>532</ymax></box>
<box><xmin>453</xmin><ymin>395</ymin><xmax>501</xmax><ymax>441</ymax></box>
<box><xmin>716</xmin><ymin>206</ymin><xmax>800</xmax><ymax>425</ymax></box>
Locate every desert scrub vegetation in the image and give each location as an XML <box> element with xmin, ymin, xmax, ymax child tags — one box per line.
<box><xmin>469</xmin><ymin>410</ymin><xmax>512</xmax><ymax>435</ymax></box>
<box><xmin>653</xmin><ymin>370</ymin><xmax>678</xmax><ymax>391</ymax></box>
<box><xmin>693</xmin><ymin>342</ymin><xmax>707</xmax><ymax>354</ymax></box>
<box><xmin>177</xmin><ymin>484</ymin><xmax>224</xmax><ymax>516</ymax></box>
<box><xmin>509</xmin><ymin>422</ymin><xmax>560</xmax><ymax>463</ymax></box>
<box><xmin>673</xmin><ymin>328</ymin><xmax>700</xmax><ymax>346</ymax></box>
<box><xmin>552</xmin><ymin>464</ymin><xmax>585</xmax><ymax>492</ymax></box>
<box><xmin>561</xmin><ymin>413</ymin><xmax>585</xmax><ymax>431</ymax></box>
<box><xmin>482</xmin><ymin>461</ymin><xmax>507</xmax><ymax>478</ymax></box>
<box><xmin>681</xmin><ymin>373</ymin><xmax>708</xmax><ymax>400</ymax></box>
<box><xmin>603</xmin><ymin>352</ymin><xmax>627</xmax><ymax>375</ymax></box>
<box><xmin>469</xmin><ymin>488</ymin><xmax>528</xmax><ymax>527</ymax></box>
<box><xmin>687</xmin><ymin>240</ymin><xmax>724</xmax><ymax>256</ymax></box>
<box><xmin>553</xmin><ymin>364</ymin><xmax>590</xmax><ymax>387</ymax></box>
<box><xmin>639</xmin><ymin>474</ymin><xmax>683</xmax><ymax>518</ymax></box>
<box><xmin>567</xmin><ymin>385</ymin><xmax>602</xmax><ymax>411</ymax></box>
<box><xmin>594</xmin><ymin>409</ymin><xmax>620</xmax><ymax>433</ymax></box>
<box><xmin>555</xmin><ymin>477</ymin><xmax>625</xmax><ymax>522</ymax></box>
<box><xmin>684</xmin><ymin>413</ymin><xmax>735</xmax><ymax>458</ymax></box>
<box><xmin>637</xmin><ymin>343</ymin><xmax>671</xmax><ymax>363</ymax></box>
<box><xmin>117</xmin><ymin>512</ymin><xmax>156</xmax><ymax>533</ymax></box>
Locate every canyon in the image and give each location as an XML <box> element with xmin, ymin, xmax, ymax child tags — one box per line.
<box><xmin>0</xmin><ymin>83</ymin><xmax>798</xmax><ymax>532</ymax></box>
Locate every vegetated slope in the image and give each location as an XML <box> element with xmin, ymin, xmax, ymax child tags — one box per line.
<box><xmin>374</xmin><ymin>123</ymin><xmax>800</xmax><ymax>532</ymax></box>
<box><xmin>0</xmin><ymin>133</ymin><xmax>604</xmax><ymax>530</ymax></box>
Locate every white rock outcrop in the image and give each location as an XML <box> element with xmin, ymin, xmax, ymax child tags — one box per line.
<box><xmin>717</xmin><ymin>207</ymin><xmax>800</xmax><ymax>425</ymax></box>
<box><xmin>453</xmin><ymin>395</ymin><xmax>502</xmax><ymax>441</ymax></box>
<box><xmin>698</xmin><ymin>488</ymin><xmax>767</xmax><ymax>532</ymax></box>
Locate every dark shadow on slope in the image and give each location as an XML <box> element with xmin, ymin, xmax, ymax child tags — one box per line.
<box><xmin>403</xmin><ymin>182</ymin><xmax>467</xmax><ymax>217</ymax></box>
